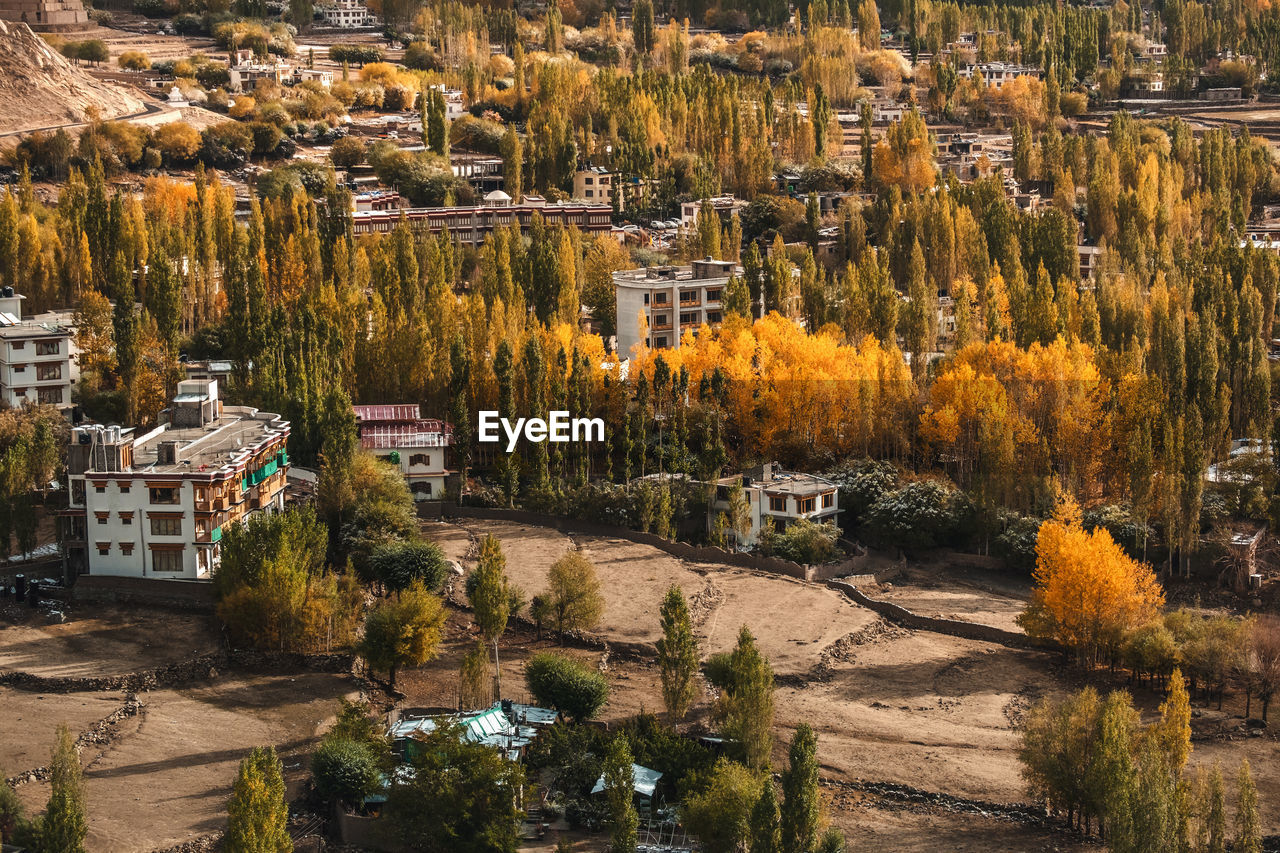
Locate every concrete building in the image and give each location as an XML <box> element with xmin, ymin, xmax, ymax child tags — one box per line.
<box><xmin>0</xmin><ymin>289</ymin><xmax>75</xmax><ymax>410</ymax></box>
<box><xmin>573</xmin><ymin>165</ymin><xmax>620</xmax><ymax>207</ymax></box>
<box><xmin>350</xmin><ymin>195</ymin><xmax>612</xmax><ymax>244</ymax></box>
<box><xmin>959</xmin><ymin>62</ymin><xmax>1042</xmax><ymax>89</ymax></box>
<box><xmin>706</xmin><ymin>463</ymin><xmax>841</xmax><ymax>548</ymax></box>
<box><xmin>679</xmin><ymin>195</ymin><xmax>747</xmax><ymax>227</ymax></box>
<box><xmin>613</xmin><ymin>259</ymin><xmax>740</xmax><ymax>354</ymax></box>
<box><xmin>0</xmin><ymin>0</ymin><xmax>89</xmax><ymax>31</ymax></box>
<box><xmin>353</xmin><ymin>404</ymin><xmax>452</xmax><ymax>499</ymax></box>
<box><xmin>317</xmin><ymin>0</ymin><xmax>376</xmax><ymax>27</ymax></box>
<box><xmin>61</xmin><ymin>380</ymin><xmax>290</xmax><ymax>580</ymax></box>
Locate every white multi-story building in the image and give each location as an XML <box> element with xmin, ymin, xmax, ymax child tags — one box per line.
<box><xmin>958</xmin><ymin>62</ymin><xmax>1041</xmax><ymax>89</ymax></box>
<box><xmin>0</xmin><ymin>288</ymin><xmax>74</xmax><ymax>410</ymax></box>
<box><xmin>61</xmin><ymin>380</ymin><xmax>290</xmax><ymax>580</ymax></box>
<box><xmin>706</xmin><ymin>463</ymin><xmax>841</xmax><ymax>548</ymax></box>
<box><xmin>613</xmin><ymin>259</ymin><xmax>741</xmax><ymax>354</ymax></box>
<box><xmin>353</xmin><ymin>404</ymin><xmax>453</xmax><ymax>499</ymax></box>
<box><xmin>318</xmin><ymin>0</ymin><xmax>376</xmax><ymax>28</ymax></box>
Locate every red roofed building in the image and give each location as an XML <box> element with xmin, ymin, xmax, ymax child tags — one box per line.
<box><xmin>353</xmin><ymin>404</ymin><xmax>453</xmax><ymax>500</ymax></box>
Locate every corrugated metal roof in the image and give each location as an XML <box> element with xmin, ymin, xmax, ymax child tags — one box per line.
<box><xmin>591</xmin><ymin>764</ymin><xmax>663</xmax><ymax>798</ymax></box>
<box><xmin>353</xmin><ymin>403</ymin><xmax>422</xmax><ymax>422</ymax></box>
<box><xmin>359</xmin><ymin>422</ymin><xmax>453</xmax><ymax>449</ymax></box>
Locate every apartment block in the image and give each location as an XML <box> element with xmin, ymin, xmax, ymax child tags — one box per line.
<box><xmin>613</xmin><ymin>259</ymin><xmax>740</xmax><ymax>355</ymax></box>
<box><xmin>0</xmin><ymin>288</ymin><xmax>74</xmax><ymax>410</ymax></box>
<box><xmin>61</xmin><ymin>380</ymin><xmax>290</xmax><ymax>581</ymax></box>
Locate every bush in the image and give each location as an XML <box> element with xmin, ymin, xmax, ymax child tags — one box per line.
<box><xmin>525</xmin><ymin>652</ymin><xmax>610</xmax><ymax>722</ymax></box>
<box><xmin>368</xmin><ymin>540</ymin><xmax>449</xmax><ymax>594</ymax></box>
<box><xmin>860</xmin><ymin>479</ymin><xmax>970</xmax><ymax>550</ymax></box>
<box><xmin>702</xmin><ymin>652</ymin><xmax>733</xmax><ymax>690</ymax></box>
<box><xmin>824</xmin><ymin>459</ymin><xmax>898</xmax><ymax>525</ymax></box>
<box><xmin>991</xmin><ymin>512</ymin><xmax>1040</xmax><ymax>573</ymax></box>
<box><xmin>449</xmin><ymin>115</ymin><xmax>506</xmax><ymax>155</ymax></box>
<box><xmin>759</xmin><ymin>518</ymin><xmax>840</xmax><ymax>564</ymax></box>
<box><xmin>311</xmin><ymin>738</ymin><xmax>382</xmax><ymax>806</ymax></box>
<box><xmin>330</xmin><ymin>135</ymin><xmax>366</xmax><ymax>168</ymax></box>
<box><xmin>117</xmin><ymin>50</ymin><xmax>151</xmax><ymax>71</ymax></box>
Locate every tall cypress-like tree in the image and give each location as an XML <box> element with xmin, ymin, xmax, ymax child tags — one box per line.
<box><xmin>715</xmin><ymin>626</ymin><xmax>775</xmax><ymax>770</ymax></box>
<box><xmin>749</xmin><ymin>783</ymin><xmax>780</xmax><ymax>853</ymax></box>
<box><xmin>468</xmin><ymin>535</ymin><xmax>513</xmax><ymax>699</ymax></box>
<box><xmin>779</xmin><ymin>724</ymin><xmax>820</xmax><ymax>853</ymax></box>
<box><xmin>1235</xmin><ymin>759</ymin><xmax>1261</xmax><ymax>853</ymax></box>
<box><xmin>42</xmin><ymin>724</ymin><xmax>87</xmax><ymax>853</ymax></box>
<box><xmin>602</xmin><ymin>736</ymin><xmax>639</xmax><ymax>853</ymax></box>
<box><xmin>226</xmin><ymin>746</ymin><xmax>291</xmax><ymax>853</ymax></box>
<box><xmin>449</xmin><ymin>335</ymin><xmax>472</xmax><ymax>501</ymax></box>
<box><xmin>656</xmin><ymin>585</ymin><xmax>701</xmax><ymax>720</ymax></box>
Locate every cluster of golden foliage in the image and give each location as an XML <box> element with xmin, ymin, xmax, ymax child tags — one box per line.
<box><xmin>630</xmin><ymin>312</ymin><xmax>914</xmax><ymax>458</ymax></box>
<box><xmin>1020</xmin><ymin>498</ymin><xmax>1165</xmax><ymax>663</ymax></box>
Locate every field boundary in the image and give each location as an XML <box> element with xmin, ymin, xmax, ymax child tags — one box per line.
<box><xmin>421</xmin><ymin>502</ymin><xmax>870</xmax><ymax>581</ymax></box>
<box><xmin>825</xmin><ymin>580</ymin><xmax>1060</xmax><ymax>652</ymax></box>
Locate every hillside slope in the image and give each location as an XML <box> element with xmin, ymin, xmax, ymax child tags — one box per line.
<box><xmin>0</xmin><ymin>20</ymin><xmax>146</xmax><ymax>134</ymax></box>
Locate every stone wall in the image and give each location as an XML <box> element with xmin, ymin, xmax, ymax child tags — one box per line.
<box><xmin>422</xmin><ymin>503</ymin><xmax>870</xmax><ymax>582</ymax></box>
<box><xmin>71</xmin><ymin>575</ymin><xmax>217</xmax><ymax>611</ymax></box>
<box><xmin>825</xmin><ymin>580</ymin><xmax>1059</xmax><ymax>652</ymax></box>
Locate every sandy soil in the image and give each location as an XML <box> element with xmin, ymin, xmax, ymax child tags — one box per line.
<box><xmin>12</xmin><ymin>671</ymin><xmax>358</xmax><ymax>852</ymax></box>
<box><xmin>0</xmin><ymin>604</ymin><xmax>219</xmax><ymax>678</ymax></box>
<box><xmin>0</xmin><ymin>688</ymin><xmax>129</xmax><ymax>775</ymax></box>
<box><xmin>872</xmin><ymin>563</ymin><xmax>1032</xmax><ymax>634</ymax></box>
<box><xmin>428</xmin><ymin>520</ymin><xmax>877</xmax><ymax>675</ymax></box>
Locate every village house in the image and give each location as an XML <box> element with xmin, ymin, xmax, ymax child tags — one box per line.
<box><xmin>705</xmin><ymin>463</ymin><xmax>841</xmax><ymax>548</ymax></box>
<box><xmin>353</xmin><ymin>404</ymin><xmax>453</xmax><ymax>500</ymax></box>
<box><xmin>0</xmin><ymin>288</ymin><xmax>75</xmax><ymax>410</ymax></box>
<box><xmin>613</xmin><ymin>259</ymin><xmax>739</xmax><ymax>354</ymax></box>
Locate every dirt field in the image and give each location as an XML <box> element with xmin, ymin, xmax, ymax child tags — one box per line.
<box><xmin>427</xmin><ymin>520</ymin><xmax>878</xmax><ymax>675</ymax></box>
<box><xmin>0</xmin><ymin>603</ymin><xmax>219</xmax><ymax>678</ymax></box>
<box><xmin>871</xmin><ymin>562</ymin><xmax>1033</xmax><ymax>633</ymax></box>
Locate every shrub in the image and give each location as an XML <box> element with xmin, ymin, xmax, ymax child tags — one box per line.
<box><xmin>759</xmin><ymin>518</ymin><xmax>840</xmax><ymax>564</ymax></box>
<box><xmin>368</xmin><ymin>540</ymin><xmax>450</xmax><ymax>594</ymax></box>
<box><xmin>117</xmin><ymin>50</ymin><xmax>150</xmax><ymax>71</ymax></box>
<box><xmin>311</xmin><ymin>738</ymin><xmax>382</xmax><ymax>806</ymax></box>
<box><xmin>860</xmin><ymin>479</ymin><xmax>970</xmax><ymax>550</ymax></box>
<box><xmin>329</xmin><ymin>135</ymin><xmax>366</xmax><ymax>168</ymax></box>
<box><xmin>525</xmin><ymin>652</ymin><xmax>610</xmax><ymax>722</ymax></box>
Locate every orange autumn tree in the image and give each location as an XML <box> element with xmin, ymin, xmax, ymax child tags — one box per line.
<box><xmin>1019</xmin><ymin>497</ymin><xmax>1165</xmax><ymax>665</ymax></box>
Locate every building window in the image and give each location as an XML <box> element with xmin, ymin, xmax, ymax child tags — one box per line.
<box><xmin>705</xmin><ymin>288</ymin><xmax>722</xmax><ymax>302</ymax></box>
<box><xmin>10</xmin><ymin>342</ymin><xmax>23</xmax><ymax>350</ymax></box>
<box><xmin>584</xmin><ymin>177</ymin><xmax>594</xmax><ymax>185</ymax></box>
<box><xmin>97</xmin><ymin>544</ymin><xmax>110</xmax><ymax>556</ymax></box>
<box><xmin>94</xmin><ymin>484</ymin><xmax>106</xmax><ymax>494</ymax></box>
<box><xmin>822</xmin><ymin>492</ymin><xmax>834</xmax><ymax>509</ymax></box>
<box><xmin>653</xmin><ymin>293</ymin><xmax>669</xmax><ymax>306</ymax></box>
<box><xmin>36</xmin><ymin>341</ymin><xmax>60</xmax><ymax>356</ymax></box>
<box><xmin>653</xmin><ymin>314</ymin><xmax>668</xmax><ymax>327</ymax></box>
<box><xmin>150</xmin><ymin>517</ymin><xmax>182</xmax><ymax>536</ymax></box>
<box><xmin>120</xmin><ymin>485</ymin><xmax>130</xmax><ymax>493</ymax></box>
<box><xmin>97</xmin><ymin>516</ymin><xmax>107</xmax><ymax>525</ymax></box>
<box><xmin>799</xmin><ymin>497</ymin><xmax>816</xmax><ymax>514</ymax></box>
<box><xmin>37</xmin><ymin>388</ymin><xmax>62</xmax><ymax>405</ymax></box>
<box><xmin>409</xmin><ymin>453</ymin><xmax>430</xmax><ymax>466</ymax></box>
<box><xmin>36</xmin><ymin>364</ymin><xmax>62</xmax><ymax>381</ymax></box>
<box><xmin>653</xmin><ymin>336</ymin><xmax>668</xmax><ymax>348</ymax></box>
<box><xmin>71</xmin><ymin>480</ymin><xmax>84</xmax><ymax>505</ymax></box>
<box><xmin>149</xmin><ymin>486</ymin><xmax>179</xmax><ymax>504</ymax></box>
<box><xmin>151</xmin><ymin>549</ymin><xmax>184</xmax><ymax>572</ymax></box>
<box><xmin>707</xmin><ymin>311</ymin><xmax>722</xmax><ymax>324</ymax></box>
<box><xmin>643</xmin><ymin>293</ymin><xmax>650</xmax><ymax>305</ymax></box>
<box><xmin>13</xmin><ymin>365</ymin><xmax>24</xmax><ymax>373</ymax></box>
<box><xmin>769</xmin><ymin>496</ymin><xmax>787</xmax><ymax>512</ymax></box>
<box><xmin>680</xmin><ymin>312</ymin><xmax>699</xmax><ymax>325</ymax></box>
<box><xmin>585</xmin><ymin>190</ymin><xmax>593</xmax><ymax>198</ymax></box>
<box><xmin>121</xmin><ymin>514</ymin><xmax>133</xmax><ymax>525</ymax></box>
<box><xmin>121</xmin><ymin>543</ymin><xmax>134</xmax><ymax>556</ymax></box>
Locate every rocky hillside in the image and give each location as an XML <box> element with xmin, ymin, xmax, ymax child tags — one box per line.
<box><xmin>0</xmin><ymin>20</ymin><xmax>146</xmax><ymax>135</ymax></box>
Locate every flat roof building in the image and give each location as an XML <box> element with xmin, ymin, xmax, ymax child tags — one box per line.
<box><xmin>613</xmin><ymin>259</ymin><xmax>742</xmax><ymax>356</ymax></box>
<box><xmin>0</xmin><ymin>288</ymin><xmax>74</xmax><ymax>410</ymax></box>
<box><xmin>61</xmin><ymin>379</ymin><xmax>290</xmax><ymax>581</ymax></box>
<box><xmin>706</xmin><ymin>462</ymin><xmax>841</xmax><ymax>548</ymax></box>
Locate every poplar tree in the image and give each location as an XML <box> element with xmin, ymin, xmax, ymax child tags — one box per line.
<box><xmin>656</xmin><ymin>584</ymin><xmax>701</xmax><ymax>720</ymax></box>
<box><xmin>1235</xmin><ymin>759</ymin><xmax>1261</xmax><ymax>853</ymax></box>
<box><xmin>468</xmin><ymin>535</ymin><xmax>513</xmax><ymax>699</ymax></box>
<box><xmin>226</xmin><ymin>746</ymin><xmax>290</xmax><ymax>853</ymax></box>
<box><xmin>602</xmin><ymin>736</ymin><xmax>639</xmax><ymax>853</ymax></box>
<box><xmin>42</xmin><ymin>724</ymin><xmax>87</xmax><ymax>853</ymax></box>
<box><xmin>748</xmin><ymin>784</ymin><xmax>780</xmax><ymax>853</ymax></box>
<box><xmin>779</xmin><ymin>724</ymin><xmax>820</xmax><ymax>853</ymax></box>
<box><xmin>715</xmin><ymin>626</ymin><xmax>775</xmax><ymax>769</ymax></box>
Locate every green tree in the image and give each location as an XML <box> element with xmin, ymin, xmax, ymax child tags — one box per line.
<box><xmin>386</xmin><ymin>726</ymin><xmax>524</xmax><ymax>853</ymax></box>
<box><xmin>657</xmin><ymin>584</ymin><xmax>701</xmax><ymax>720</ymax></box>
<box><xmin>632</xmin><ymin>0</ymin><xmax>655</xmax><ymax>55</ymax></box>
<box><xmin>226</xmin><ymin>746</ymin><xmax>290</xmax><ymax>853</ymax></box>
<box><xmin>545</xmin><ymin>549</ymin><xmax>605</xmax><ymax>641</ymax></box>
<box><xmin>1235</xmin><ymin>759</ymin><xmax>1261</xmax><ymax>853</ymax></box>
<box><xmin>524</xmin><ymin>652</ymin><xmax>610</xmax><ymax>722</ymax></box>
<box><xmin>779</xmin><ymin>724</ymin><xmax>820</xmax><ymax>853</ymax></box>
<box><xmin>681</xmin><ymin>759</ymin><xmax>765</xmax><ymax>853</ymax></box>
<box><xmin>468</xmin><ymin>535</ymin><xmax>515</xmax><ymax>698</ymax></box>
<box><xmin>311</xmin><ymin>738</ymin><xmax>382</xmax><ymax>806</ymax></box>
<box><xmin>358</xmin><ymin>580</ymin><xmax>448</xmax><ymax>688</ymax></box>
<box><xmin>748</xmin><ymin>783</ymin><xmax>780</xmax><ymax>853</ymax></box>
<box><xmin>368</xmin><ymin>539</ymin><xmax>449</xmax><ymax>594</ymax></box>
<box><xmin>714</xmin><ymin>626</ymin><xmax>775</xmax><ymax>769</ymax></box>
<box><xmin>41</xmin><ymin>724</ymin><xmax>86</xmax><ymax>853</ymax></box>
<box><xmin>602</xmin><ymin>736</ymin><xmax>639</xmax><ymax>853</ymax></box>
